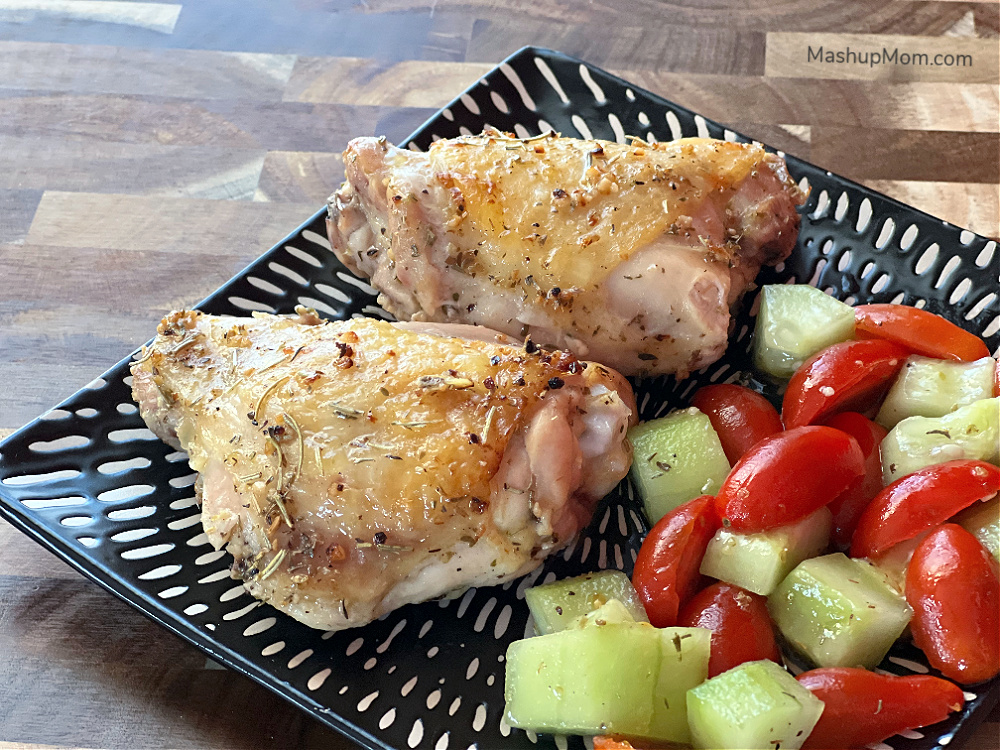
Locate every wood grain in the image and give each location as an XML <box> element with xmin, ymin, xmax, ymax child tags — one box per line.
<box><xmin>0</xmin><ymin>1</ymin><xmax>997</xmax><ymax>748</ymax></box>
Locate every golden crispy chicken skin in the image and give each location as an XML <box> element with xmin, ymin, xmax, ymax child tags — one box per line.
<box><xmin>131</xmin><ymin>310</ymin><xmax>634</xmax><ymax>631</ymax></box>
<box><xmin>328</xmin><ymin>131</ymin><xmax>805</xmax><ymax>377</ymax></box>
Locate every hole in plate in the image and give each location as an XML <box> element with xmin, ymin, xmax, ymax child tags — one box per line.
<box><xmin>185</xmin><ymin>603</ymin><xmax>209</xmax><ymax>616</ymax></box>
<box><xmin>138</xmin><ymin>564</ymin><xmax>182</xmax><ymax>580</ymax></box>
<box><xmin>975</xmin><ymin>241</ymin><xmax>996</xmax><ymax>268</ymax></box>
<box><xmin>915</xmin><ymin>244</ymin><xmax>939</xmax><ymax>274</ymax></box>
<box><xmin>111</xmin><ymin>528</ymin><xmax>157</xmax><ymax>543</ymax></box>
<box><xmin>40</xmin><ymin>409</ymin><xmax>71</xmax><ymax>420</ymax></box>
<box><xmin>284</xmin><ymin>245</ymin><xmax>322</xmax><ymax>268</ymax></box>
<box><xmin>116</xmin><ymin>402</ymin><xmax>138</xmax><ymax>415</ymax></box>
<box><xmin>243</xmin><ymin>617</ymin><xmax>276</xmax><ymax>637</ymax></box>
<box><xmin>21</xmin><ymin>496</ymin><xmax>87</xmax><ymax>510</ymax></box>
<box><xmin>336</xmin><ymin>272</ymin><xmax>377</xmax><ymax>297</ymax></box>
<box><xmin>108</xmin><ymin>505</ymin><xmax>156</xmax><ymax>520</ymax></box>
<box><xmin>98</xmin><ymin>484</ymin><xmax>154</xmax><ymax>503</ymax></box>
<box><xmin>3</xmin><ymin>469</ymin><xmax>81</xmax><ymax>486</ymax></box>
<box><xmin>167</xmin><ymin>513</ymin><xmax>202</xmax><ymax>531</ymax></box>
<box><xmin>314</xmin><ymin>283</ymin><xmax>351</xmax><ymax>304</ymax></box>
<box><xmin>75</xmin><ymin>408</ymin><xmax>98</xmax><ymax>418</ymax></box>
<box><xmin>158</xmin><ymin>586</ymin><xmax>188</xmax><ymax>599</ymax></box>
<box><xmin>97</xmin><ymin>457</ymin><xmax>151</xmax><ymax>474</ymax></box>
<box><xmin>121</xmin><ymin>543</ymin><xmax>175</xmax><ymax>560</ymax></box>
<box><xmin>899</xmin><ymin>224</ymin><xmax>919</xmax><ymax>250</ymax></box>
<box><xmin>169</xmin><ymin>496</ymin><xmax>198</xmax><ymax>510</ymax></box>
<box><xmin>302</xmin><ymin>230</ymin><xmax>331</xmax><ymax>251</ymax></box>
<box><xmin>949</xmin><ymin>278</ymin><xmax>973</xmax><ymax>305</ymax></box>
<box><xmin>288</xmin><ymin>649</ymin><xmax>314</xmax><ymax>668</ymax></box>
<box><xmin>834</xmin><ymin>192</ymin><xmax>849</xmax><ymax>221</ymax></box>
<box><xmin>855</xmin><ymin>198</ymin><xmax>872</xmax><ymax>233</ymax></box>
<box><xmin>296</xmin><ymin>296</ymin><xmax>340</xmax><ymax>317</ymax></box>
<box><xmin>195</xmin><ymin>549</ymin><xmax>226</xmax><ymax>565</ymax></box>
<box><xmin>875</xmin><ymin>218</ymin><xmax>895</xmax><ymax>249</ymax></box>
<box><xmin>29</xmin><ymin>435</ymin><xmax>89</xmax><ymax>452</ymax></box>
<box><xmin>268</xmin><ymin>261</ymin><xmax>308</xmax><ymax>286</ymax></box>
<box><xmin>262</xmin><ymin>641</ymin><xmax>285</xmax><ymax>656</ymax></box>
<box><xmin>229</xmin><ymin>296</ymin><xmax>276</xmax><ymax>313</ymax></box>
<box><xmin>965</xmin><ymin>292</ymin><xmax>996</xmax><ymax>320</ymax></box>
<box><xmin>107</xmin><ymin>428</ymin><xmax>158</xmax><ymax>443</ymax></box>
<box><xmin>934</xmin><ymin>256</ymin><xmax>962</xmax><ymax>289</ymax></box>
<box><xmin>169</xmin><ymin>473</ymin><xmax>197</xmax><ymax>488</ymax></box>
<box><xmin>247</xmin><ymin>276</ymin><xmax>285</xmax><ymax>296</ymax></box>
<box><xmin>60</xmin><ymin>515</ymin><xmax>93</xmax><ymax>527</ymax></box>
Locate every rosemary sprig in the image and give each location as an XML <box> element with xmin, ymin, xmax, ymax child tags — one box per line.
<box><xmin>284</xmin><ymin>413</ymin><xmax>304</xmax><ymax>482</ymax></box>
<box><xmin>253</xmin><ymin>376</ymin><xmax>291</xmax><ymax>422</ymax></box>
<box><xmin>257</xmin><ymin>549</ymin><xmax>286</xmax><ymax>581</ymax></box>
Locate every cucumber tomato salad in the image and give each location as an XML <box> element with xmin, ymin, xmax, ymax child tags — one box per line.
<box><xmin>504</xmin><ymin>285</ymin><xmax>999</xmax><ymax>750</ymax></box>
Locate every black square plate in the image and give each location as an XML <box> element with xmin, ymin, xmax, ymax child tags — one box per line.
<box><xmin>1</xmin><ymin>47</ymin><xmax>997</xmax><ymax>750</ymax></box>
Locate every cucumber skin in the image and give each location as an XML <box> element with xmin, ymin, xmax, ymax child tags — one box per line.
<box><xmin>629</xmin><ymin>408</ymin><xmax>731</xmax><ymax>523</ymax></box>
<box><xmin>525</xmin><ymin>570</ymin><xmax>649</xmax><ymax>635</ymax></box>
<box><xmin>876</xmin><ymin>355</ymin><xmax>997</xmax><ymax>429</ymax></box>
<box><xmin>955</xmin><ymin>496</ymin><xmax>1000</xmax><ymax>561</ymax></box>
<box><xmin>881</xmin><ymin>397</ymin><xmax>1000</xmax><ymax>484</ymax></box>
<box><xmin>753</xmin><ymin>284</ymin><xmax>856</xmax><ymax>379</ymax></box>
<box><xmin>768</xmin><ymin>553</ymin><xmax>912</xmax><ymax>669</ymax></box>
<box><xmin>686</xmin><ymin>659</ymin><xmax>824</xmax><ymax>750</ymax></box>
<box><xmin>699</xmin><ymin>507</ymin><xmax>833</xmax><ymax>596</ymax></box>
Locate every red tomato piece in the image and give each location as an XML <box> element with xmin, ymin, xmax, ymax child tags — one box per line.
<box><xmin>691</xmin><ymin>384</ymin><xmax>784</xmax><ymax>465</ymax></box>
<box><xmin>855</xmin><ymin>303</ymin><xmax>991</xmax><ymax>362</ymax></box>
<box><xmin>797</xmin><ymin>668</ymin><xmax>965</xmax><ymax>749</ymax></box>
<box><xmin>823</xmin><ymin>412</ymin><xmax>889</xmax><ymax>548</ymax></box>
<box><xmin>782</xmin><ymin>340</ymin><xmax>910</xmax><ymax>428</ymax></box>
<box><xmin>715</xmin><ymin>426</ymin><xmax>865</xmax><ymax>532</ymax></box>
<box><xmin>632</xmin><ymin>495</ymin><xmax>720</xmax><ymax>628</ymax></box>
<box><xmin>678</xmin><ymin>581</ymin><xmax>781</xmax><ymax>677</ymax></box>
<box><xmin>851</xmin><ymin>460</ymin><xmax>1000</xmax><ymax>559</ymax></box>
<box><xmin>593</xmin><ymin>738</ymin><xmax>675</xmax><ymax>750</ymax></box>
<box><xmin>906</xmin><ymin>524</ymin><xmax>1000</xmax><ymax>684</ymax></box>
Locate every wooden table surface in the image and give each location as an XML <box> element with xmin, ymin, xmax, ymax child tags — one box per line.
<box><xmin>0</xmin><ymin>1</ymin><xmax>998</xmax><ymax>748</ymax></box>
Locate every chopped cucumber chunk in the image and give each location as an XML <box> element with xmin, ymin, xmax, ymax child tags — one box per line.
<box><xmin>876</xmin><ymin>355</ymin><xmax>997</xmax><ymax>429</ymax></box>
<box><xmin>955</xmin><ymin>496</ymin><xmax>1000</xmax><ymax>562</ymax></box>
<box><xmin>504</xmin><ymin>623</ymin><xmax>710</xmax><ymax>743</ymax></box>
<box><xmin>870</xmin><ymin>533</ymin><xmax>927</xmax><ymax>595</ymax></box>
<box><xmin>881</xmin><ymin>397</ymin><xmax>1000</xmax><ymax>484</ymax></box>
<box><xmin>505</xmin><ymin>623</ymin><xmax>659</xmax><ymax>737</ymax></box>
<box><xmin>753</xmin><ymin>284</ymin><xmax>855</xmax><ymax>379</ymax></box>
<box><xmin>570</xmin><ymin>598</ymin><xmax>639</xmax><ymax>629</ymax></box>
<box><xmin>525</xmin><ymin>570</ymin><xmax>649</xmax><ymax>635</ymax></box>
<box><xmin>651</xmin><ymin>627</ymin><xmax>712</xmax><ymax>744</ymax></box>
<box><xmin>629</xmin><ymin>408</ymin><xmax>731</xmax><ymax>523</ymax></box>
<box><xmin>769</xmin><ymin>553</ymin><xmax>912</xmax><ymax>669</ymax></box>
<box><xmin>686</xmin><ymin>660</ymin><xmax>824</xmax><ymax>750</ymax></box>
<box><xmin>700</xmin><ymin>507</ymin><xmax>832</xmax><ymax>596</ymax></box>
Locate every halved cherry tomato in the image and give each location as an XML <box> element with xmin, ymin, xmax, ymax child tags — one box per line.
<box><xmin>593</xmin><ymin>737</ymin><xmax>675</xmax><ymax>750</ymax></box>
<box><xmin>632</xmin><ymin>495</ymin><xmax>720</xmax><ymax>628</ymax></box>
<box><xmin>797</xmin><ymin>668</ymin><xmax>965</xmax><ymax>749</ymax></box>
<box><xmin>691</xmin><ymin>384</ymin><xmax>784</xmax><ymax>465</ymax></box>
<box><xmin>678</xmin><ymin>582</ymin><xmax>781</xmax><ymax>677</ymax></box>
<box><xmin>823</xmin><ymin>412</ymin><xmax>888</xmax><ymax>548</ymax></box>
<box><xmin>783</xmin><ymin>340</ymin><xmax>910</xmax><ymax>428</ymax></box>
<box><xmin>851</xmin><ymin>460</ymin><xmax>1000</xmax><ymax>559</ymax></box>
<box><xmin>715</xmin><ymin>426</ymin><xmax>865</xmax><ymax>532</ymax></box>
<box><xmin>906</xmin><ymin>524</ymin><xmax>1000</xmax><ymax>684</ymax></box>
<box><xmin>855</xmin><ymin>303</ymin><xmax>991</xmax><ymax>362</ymax></box>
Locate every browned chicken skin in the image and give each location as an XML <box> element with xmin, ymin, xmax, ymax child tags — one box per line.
<box><xmin>328</xmin><ymin>131</ymin><xmax>805</xmax><ymax>377</ymax></box>
<box><xmin>131</xmin><ymin>310</ymin><xmax>635</xmax><ymax>631</ymax></box>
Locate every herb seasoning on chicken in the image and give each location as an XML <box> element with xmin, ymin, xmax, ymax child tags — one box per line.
<box><xmin>131</xmin><ymin>309</ymin><xmax>635</xmax><ymax>631</ymax></box>
<box><xmin>328</xmin><ymin>130</ymin><xmax>806</xmax><ymax>377</ymax></box>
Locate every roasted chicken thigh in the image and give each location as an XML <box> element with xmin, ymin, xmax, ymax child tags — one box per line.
<box><xmin>328</xmin><ymin>132</ymin><xmax>805</xmax><ymax>377</ymax></box>
<box><xmin>132</xmin><ymin>310</ymin><xmax>634</xmax><ymax>631</ymax></box>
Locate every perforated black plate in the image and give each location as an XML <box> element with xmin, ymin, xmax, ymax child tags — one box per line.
<box><xmin>1</xmin><ymin>47</ymin><xmax>998</xmax><ymax>750</ymax></box>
